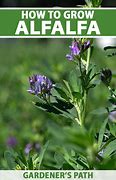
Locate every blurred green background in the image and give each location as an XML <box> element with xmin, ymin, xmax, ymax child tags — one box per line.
<box><xmin>0</xmin><ymin>38</ymin><xmax>116</xmax><ymax>169</ymax></box>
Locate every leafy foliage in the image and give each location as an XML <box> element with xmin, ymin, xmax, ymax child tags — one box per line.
<box><xmin>85</xmin><ymin>0</ymin><xmax>103</xmax><ymax>7</ymax></box>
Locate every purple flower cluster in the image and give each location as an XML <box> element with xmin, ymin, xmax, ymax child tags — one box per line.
<box><xmin>66</xmin><ymin>39</ymin><xmax>90</xmax><ymax>61</ymax></box>
<box><xmin>24</xmin><ymin>143</ymin><xmax>32</xmax><ymax>154</ymax></box>
<box><xmin>28</xmin><ymin>75</ymin><xmax>53</xmax><ymax>96</ymax></box>
<box><xmin>7</xmin><ymin>136</ymin><xmax>17</xmax><ymax>148</ymax></box>
<box><xmin>25</xmin><ymin>143</ymin><xmax>40</xmax><ymax>154</ymax></box>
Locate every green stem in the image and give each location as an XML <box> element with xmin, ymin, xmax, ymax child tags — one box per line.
<box><xmin>86</xmin><ymin>47</ymin><xmax>91</xmax><ymax>73</ymax></box>
<box><xmin>82</xmin><ymin>92</ymin><xmax>87</xmax><ymax>124</ymax></box>
<box><xmin>82</xmin><ymin>47</ymin><xmax>91</xmax><ymax>124</ymax></box>
<box><xmin>75</xmin><ymin>47</ymin><xmax>91</xmax><ymax>126</ymax></box>
<box><xmin>74</xmin><ymin>103</ymin><xmax>82</xmax><ymax>126</ymax></box>
<box><xmin>77</xmin><ymin>58</ymin><xmax>84</xmax><ymax>126</ymax></box>
<box><xmin>108</xmin><ymin>86</ymin><xmax>116</xmax><ymax>98</ymax></box>
<box><xmin>79</xmin><ymin>58</ymin><xmax>82</xmax><ymax>75</ymax></box>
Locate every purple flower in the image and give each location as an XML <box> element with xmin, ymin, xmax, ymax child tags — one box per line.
<box><xmin>7</xmin><ymin>136</ymin><xmax>17</xmax><ymax>148</ymax></box>
<box><xmin>27</xmin><ymin>75</ymin><xmax>53</xmax><ymax>96</ymax></box>
<box><xmin>34</xmin><ymin>143</ymin><xmax>40</xmax><ymax>151</ymax></box>
<box><xmin>66</xmin><ymin>41</ymin><xmax>80</xmax><ymax>61</ymax></box>
<box><xmin>24</xmin><ymin>143</ymin><xmax>40</xmax><ymax>154</ymax></box>
<box><xmin>66</xmin><ymin>54</ymin><xmax>73</xmax><ymax>61</ymax></box>
<box><xmin>109</xmin><ymin>111</ymin><xmax>116</xmax><ymax>122</ymax></box>
<box><xmin>66</xmin><ymin>39</ymin><xmax>90</xmax><ymax>61</ymax></box>
<box><xmin>24</xmin><ymin>143</ymin><xmax>32</xmax><ymax>154</ymax></box>
<box><xmin>83</xmin><ymin>40</ymin><xmax>91</xmax><ymax>50</ymax></box>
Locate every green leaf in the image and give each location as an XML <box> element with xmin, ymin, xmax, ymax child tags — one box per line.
<box><xmin>51</xmin><ymin>88</ymin><xmax>62</xmax><ymax>99</ymax></box>
<box><xmin>53</xmin><ymin>83</ymin><xmax>70</xmax><ymax>101</ymax></box>
<box><xmin>63</xmin><ymin>149</ymin><xmax>78</xmax><ymax>169</ymax></box>
<box><xmin>90</xmin><ymin>108</ymin><xmax>107</xmax><ymax>115</ymax></box>
<box><xmin>108</xmin><ymin>122</ymin><xmax>116</xmax><ymax>137</ymax></box>
<box><xmin>35</xmin><ymin>102</ymin><xmax>62</xmax><ymax>114</ymax></box>
<box><xmin>69</xmin><ymin>69</ymin><xmax>79</xmax><ymax>92</ymax></box>
<box><xmin>99</xmin><ymin>0</ymin><xmax>103</xmax><ymax>5</ymax></box>
<box><xmin>18</xmin><ymin>150</ymin><xmax>27</xmax><ymax>166</ymax></box>
<box><xmin>72</xmin><ymin>92</ymin><xmax>82</xmax><ymax>101</ymax></box>
<box><xmin>98</xmin><ymin>118</ymin><xmax>108</xmax><ymax>149</ymax></box>
<box><xmin>36</xmin><ymin>97</ymin><xmax>73</xmax><ymax>112</ymax></box>
<box><xmin>112</xmin><ymin>71</ymin><xmax>116</xmax><ymax>78</ymax></box>
<box><xmin>109</xmin><ymin>97</ymin><xmax>116</xmax><ymax>105</ymax></box>
<box><xmin>104</xmin><ymin>46</ymin><xmax>116</xmax><ymax>51</ymax></box>
<box><xmin>92</xmin><ymin>0</ymin><xmax>102</xmax><ymax>6</ymax></box>
<box><xmin>27</xmin><ymin>156</ymin><xmax>33</xmax><ymax>170</ymax></box>
<box><xmin>35</xmin><ymin>101</ymin><xmax>74</xmax><ymax>120</ymax></box>
<box><xmin>54</xmin><ymin>86</ymin><xmax>69</xmax><ymax>101</ymax></box>
<box><xmin>85</xmin><ymin>0</ymin><xmax>92</xmax><ymax>7</ymax></box>
<box><xmin>103</xmin><ymin>139</ymin><xmax>116</xmax><ymax>158</ymax></box>
<box><xmin>76</xmin><ymin>155</ymin><xmax>89</xmax><ymax>169</ymax></box>
<box><xmin>4</xmin><ymin>151</ymin><xmax>16</xmax><ymax>169</ymax></box>
<box><xmin>63</xmin><ymin>149</ymin><xmax>84</xmax><ymax>170</ymax></box>
<box><xmin>38</xmin><ymin>141</ymin><xmax>49</xmax><ymax>169</ymax></box>
<box><xmin>33</xmin><ymin>154</ymin><xmax>39</xmax><ymax>166</ymax></box>
<box><xmin>86</xmin><ymin>68</ymin><xmax>93</xmax><ymax>83</ymax></box>
<box><xmin>54</xmin><ymin>152</ymin><xmax>65</xmax><ymax>169</ymax></box>
<box><xmin>87</xmin><ymin>83</ymin><xmax>96</xmax><ymax>91</ymax></box>
<box><xmin>63</xmin><ymin>80</ymin><xmax>72</xmax><ymax>96</ymax></box>
<box><xmin>104</xmin><ymin>46</ymin><xmax>116</xmax><ymax>57</ymax></box>
<box><xmin>55</xmin><ymin>98</ymin><xmax>73</xmax><ymax>110</ymax></box>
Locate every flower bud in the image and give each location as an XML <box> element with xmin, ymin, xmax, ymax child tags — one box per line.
<box><xmin>109</xmin><ymin>110</ymin><xmax>116</xmax><ymax>122</ymax></box>
<box><xmin>66</xmin><ymin>39</ymin><xmax>90</xmax><ymax>61</ymax></box>
<box><xmin>7</xmin><ymin>136</ymin><xmax>17</xmax><ymax>148</ymax></box>
<box><xmin>100</xmin><ymin>69</ymin><xmax>112</xmax><ymax>86</ymax></box>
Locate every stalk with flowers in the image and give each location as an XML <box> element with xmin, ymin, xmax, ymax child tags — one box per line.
<box><xmin>28</xmin><ymin>39</ymin><xmax>93</xmax><ymax>127</ymax></box>
<box><xmin>27</xmin><ymin>39</ymin><xmax>94</xmax><ymax>127</ymax></box>
<box><xmin>66</xmin><ymin>38</ymin><xmax>92</xmax><ymax>126</ymax></box>
<box><xmin>22</xmin><ymin>37</ymin><xmax>115</xmax><ymax>170</ymax></box>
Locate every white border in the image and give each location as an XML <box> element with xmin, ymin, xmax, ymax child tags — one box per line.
<box><xmin>0</xmin><ymin>170</ymin><xmax>116</xmax><ymax>180</ymax></box>
<box><xmin>0</xmin><ymin>7</ymin><xmax>116</xmax><ymax>38</ymax></box>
